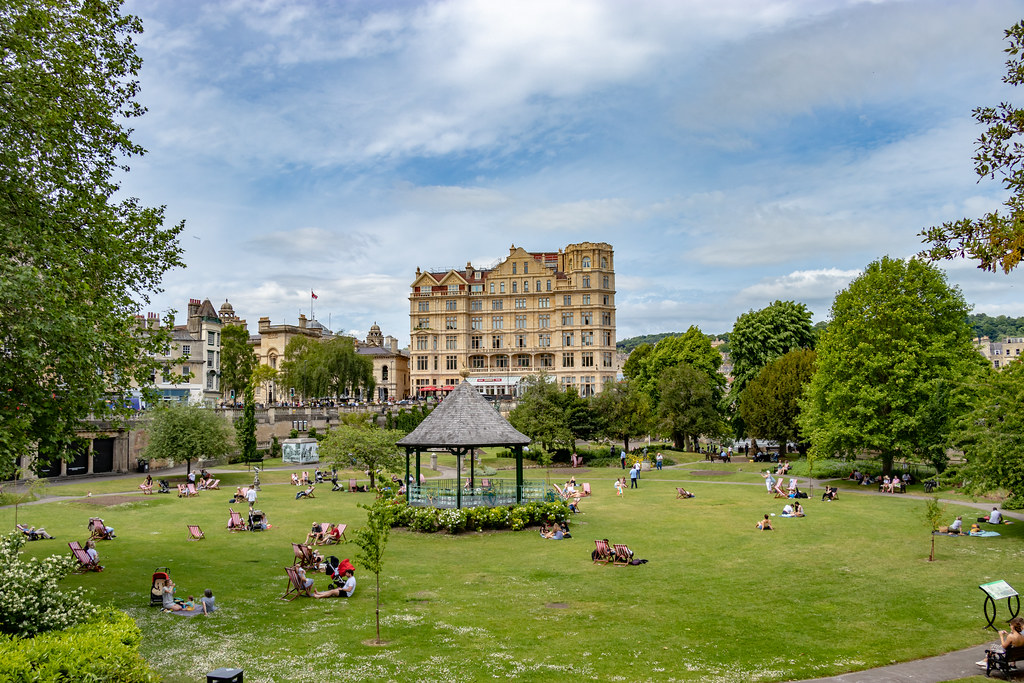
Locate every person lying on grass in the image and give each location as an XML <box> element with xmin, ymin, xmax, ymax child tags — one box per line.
<box><xmin>756</xmin><ymin>514</ymin><xmax>773</xmax><ymax>531</ymax></box>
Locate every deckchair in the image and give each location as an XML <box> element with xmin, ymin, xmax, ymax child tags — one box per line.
<box><xmin>88</xmin><ymin>518</ymin><xmax>112</xmax><ymax>540</ymax></box>
<box><xmin>139</xmin><ymin>482</ymin><xmax>153</xmax><ymax>495</ymax></box>
<box><xmin>349</xmin><ymin>479</ymin><xmax>358</xmax><ymax>492</ymax></box>
<box><xmin>581</xmin><ymin>483</ymin><xmax>591</xmax><ymax>496</ymax></box>
<box><xmin>186</xmin><ymin>524</ymin><xmax>205</xmax><ymax>541</ymax></box>
<box><xmin>420</xmin><ymin>473</ymin><xmax>426</xmax><ymax>484</ymax></box>
<box><xmin>69</xmin><ymin>542</ymin><xmax>100</xmax><ymax>572</ymax></box>
<box><xmin>481</xmin><ymin>478</ymin><xmax>491</xmax><ymax>488</ymax></box>
<box><xmin>186</xmin><ymin>483</ymin><xmax>198</xmax><ymax>497</ymax></box>
<box><xmin>17</xmin><ymin>524</ymin><xmax>49</xmax><ymax>541</ymax></box>
<box><xmin>292</xmin><ymin>543</ymin><xmax>318</xmax><ymax>570</ymax></box>
<box><xmin>205</xmin><ymin>479</ymin><xmax>220</xmax><ymax>490</ymax></box>
<box><xmin>593</xmin><ymin>539</ymin><xmax>613</xmax><ymax>564</ymax></box>
<box><xmin>334</xmin><ymin>523</ymin><xmax>347</xmax><ymax>541</ymax></box>
<box><xmin>613</xmin><ymin>544</ymin><xmax>633</xmax><ymax>566</ymax></box>
<box><xmin>227</xmin><ymin>508</ymin><xmax>247</xmax><ymax>531</ymax></box>
<box><xmin>281</xmin><ymin>565</ymin><xmax>313</xmax><ymax>601</ymax></box>
<box><xmin>676</xmin><ymin>487</ymin><xmax>694</xmax><ymax>499</ymax></box>
<box><xmin>551</xmin><ymin>483</ymin><xmax>568</xmax><ymax>501</ymax></box>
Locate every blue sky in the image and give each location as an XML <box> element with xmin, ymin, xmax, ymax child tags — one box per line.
<box><xmin>122</xmin><ymin>0</ymin><xmax>1024</xmax><ymax>344</ymax></box>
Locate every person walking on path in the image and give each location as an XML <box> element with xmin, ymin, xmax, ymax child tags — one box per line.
<box><xmin>656</xmin><ymin>452</ymin><xmax>663</xmax><ymax>471</ymax></box>
<box><xmin>619</xmin><ymin>447</ymin><xmax>626</xmax><ymax>470</ymax></box>
<box><xmin>245</xmin><ymin>486</ymin><xmax>258</xmax><ymax>511</ymax></box>
<box><xmin>629</xmin><ymin>464</ymin><xmax>639</xmax><ymax>489</ymax></box>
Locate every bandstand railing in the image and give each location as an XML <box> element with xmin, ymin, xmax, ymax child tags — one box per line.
<box><xmin>407</xmin><ymin>478</ymin><xmax>552</xmax><ymax>508</ymax></box>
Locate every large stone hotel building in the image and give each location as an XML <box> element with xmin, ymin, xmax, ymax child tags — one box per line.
<box><xmin>409</xmin><ymin>242</ymin><xmax>616</xmax><ymax>398</ymax></box>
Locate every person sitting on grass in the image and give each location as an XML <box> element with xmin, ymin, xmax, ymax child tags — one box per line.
<box><xmin>314</xmin><ymin>569</ymin><xmax>355</xmax><ymax>598</ymax></box>
<box><xmin>756</xmin><ymin>514</ymin><xmax>773</xmax><ymax>531</ymax></box>
<box><xmin>949</xmin><ymin>516</ymin><xmax>963</xmax><ymax>535</ymax></box>
<box><xmin>295</xmin><ymin>484</ymin><xmax>316</xmax><ymax>500</ymax></box>
<box><xmin>793</xmin><ymin>502</ymin><xmax>805</xmax><ymax>517</ymax></box>
<box><xmin>781</xmin><ymin>503</ymin><xmax>795</xmax><ymax>517</ymax></box>
<box><xmin>987</xmin><ymin>507</ymin><xmax>1004</xmax><ymax>524</ymax></box>
<box><xmin>162</xmin><ymin>579</ymin><xmax>183</xmax><ymax>611</ymax></box>
<box><xmin>201</xmin><ymin>588</ymin><xmax>217</xmax><ymax>614</ymax></box>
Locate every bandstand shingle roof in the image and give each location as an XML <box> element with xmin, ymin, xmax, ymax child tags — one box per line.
<box><xmin>396</xmin><ymin>380</ymin><xmax>530</xmax><ymax>449</ymax></box>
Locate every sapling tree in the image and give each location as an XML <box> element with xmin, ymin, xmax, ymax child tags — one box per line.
<box><xmin>353</xmin><ymin>494</ymin><xmax>394</xmax><ymax>644</ymax></box>
<box><xmin>924</xmin><ymin>496</ymin><xmax>946</xmax><ymax>562</ymax></box>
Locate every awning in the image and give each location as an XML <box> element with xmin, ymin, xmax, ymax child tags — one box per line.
<box><xmin>418</xmin><ymin>386</ymin><xmax>438</xmax><ymax>391</ymax></box>
<box><xmin>441</xmin><ymin>385</ymin><xmax>455</xmax><ymax>391</ymax></box>
<box><xmin>467</xmin><ymin>376</ymin><xmax>521</xmax><ymax>386</ymax></box>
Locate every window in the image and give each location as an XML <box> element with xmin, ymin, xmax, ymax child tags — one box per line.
<box><xmin>539</xmin><ymin>354</ymin><xmax>554</xmax><ymax>368</ymax></box>
<box><xmin>492</xmin><ymin>316</ymin><xmax>503</xmax><ymax>329</ymax></box>
<box><xmin>546</xmin><ymin>280</ymin><xmax>552</xmax><ymax>291</ymax></box>
<box><xmin>582</xmin><ymin>256</ymin><xmax>591</xmax><ymax>268</ymax></box>
<box><xmin>471</xmin><ymin>335</ymin><xmax>483</xmax><ymax>349</ymax></box>
<box><xmin>524</xmin><ymin>262</ymin><xmax>529</xmax><ymax>274</ymax></box>
<box><xmin>563</xmin><ymin>295</ymin><xmax>571</xmax><ymax>306</ymax></box>
<box><xmin>471</xmin><ymin>299</ymin><xmax>482</xmax><ymax>311</ymax></box>
<box><xmin>515</xmin><ymin>334</ymin><xmax>527</xmax><ymax>348</ymax></box>
<box><xmin>500</xmin><ymin>282</ymin><xmax>506</xmax><ymax>294</ymax></box>
<box><xmin>512</xmin><ymin>281</ymin><xmax>517</xmax><ymax>293</ymax></box>
<box><xmin>471</xmin><ymin>316</ymin><xmax>482</xmax><ymax>330</ymax></box>
<box><xmin>207</xmin><ymin>350</ymin><xmax>214</xmax><ymax>367</ymax></box>
<box><xmin>538</xmin><ymin>314</ymin><xmax>550</xmax><ymax>328</ymax></box>
<box><xmin>417</xmin><ymin>317</ymin><xmax>429</xmax><ymax>329</ymax></box>
<box><xmin>995</xmin><ymin>360</ymin><xmax>1001</xmax><ymax>368</ymax></box>
<box><xmin>446</xmin><ymin>316</ymin><xmax>457</xmax><ymax>330</ymax></box>
<box><xmin>432</xmin><ymin>335</ymin><xmax>438</xmax><ymax>350</ymax></box>
<box><xmin>181</xmin><ymin>344</ymin><xmax>190</xmax><ymax>357</ymax></box>
<box><xmin>446</xmin><ymin>355</ymin><xmax>458</xmax><ymax>370</ymax></box>
<box><xmin>471</xmin><ymin>356</ymin><xmax>485</xmax><ymax>368</ymax></box>
<box><xmin>182</xmin><ymin>366</ymin><xmax>190</xmax><ymax>377</ymax></box>
<box><xmin>603</xmin><ymin>331</ymin><xmax>613</xmax><ymax>346</ymax></box>
<box><xmin>512</xmin><ymin>262</ymin><xmax>517</xmax><ymax>274</ymax></box>
<box><xmin>382</xmin><ymin>366</ymin><xmax>389</xmax><ymax>381</ymax></box>
<box><xmin>207</xmin><ymin>372</ymin><xmax>216</xmax><ymax>389</ymax></box>
<box><xmin>603</xmin><ymin>295</ymin><xmax>610</xmax><ymax>305</ymax></box>
<box><xmin>563</xmin><ymin>332</ymin><xmax>574</xmax><ymax>346</ymax></box>
<box><xmin>536</xmin><ymin>280</ymin><xmax>542</xmax><ymax>292</ymax></box>
<box><xmin>602</xmin><ymin>275</ymin><xmax>610</xmax><ymax>288</ymax></box>
<box><xmin>581</xmin><ymin>376</ymin><xmax>595</xmax><ymax>397</ymax></box>
<box><xmin>208</xmin><ymin>332</ymin><xmax>215</xmax><ymax>346</ymax></box>
<box><xmin>492</xmin><ymin>335</ymin><xmax>503</xmax><ymax>349</ymax></box>
<box><xmin>582</xmin><ymin>294</ymin><xmax>590</xmax><ymax>305</ymax></box>
<box><xmin>523</xmin><ymin>280</ymin><xmax>529</xmax><ymax>292</ymax></box>
<box><xmin>446</xmin><ymin>335</ymin><xmax>457</xmax><ymax>350</ymax></box>
<box><xmin>603</xmin><ymin>352</ymin><xmax>613</xmax><ymax>368</ymax></box>
<box><xmin>582</xmin><ymin>275</ymin><xmax>590</xmax><ymax>288</ymax></box>
<box><xmin>561</xmin><ymin>376</ymin><xmax>576</xmax><ymax>389</ymax></box>
<box><xmin>417</xmin><ymin>356</ymin><xmax>428</xmax><ymax>370</ymax></box>
<box><xmin>433</xmin><ymin>356</ymin><xmax>438</xmax><ymax>370</ymax></box>
<box><xmin>515</xmin><ymin>315</ymin><xmax>527</xmax><ymax>329</ymax></box>
<box><xmin>416</xmin><ymin>337</ymin><xmax>428</xmax><ymax>350</ymax></box>
<box><xmin>515</xmin><ymin>298</ymin><xmax>526</xmax><ymax>309</ymax></box>
<box><xmin>562</xmin><ymin>312</ymin><xmax>574</xmax><ymax>326</ymax></box>
<box><xmin>495</xmin><ymin>355</ymin><xmax>509</xmax><ymax>368</ymax></box>
<box><xmin>471</xmin><ymin>284</ymin><xmax>483</xmax><ymax>293</ymax></box>
<box><xmin>582</xmin><ymin>311</ymin><xmax>592</xmax><ymax>325</ymax></box>
<box><xmin>562</xmin><ymin>352</ymin><xmax>575</xmax><ymax>367</ymax></box>
<box><xmin>601</xmin><ymin>257</ymin><xmax>607</xmax><ymax>268</ymax></box>
<box><xmin>581</xmin><ymin>351</ymin><xmax>594</xmax><ymax>367</ymax></box>
<box><xmin>489</xmin><ymin>283</ymin><xmax>495</xmax><ymax>294</ymax></box>
<box><xmin>446</xmin><ymin>299</ymin><xmax>457</xmax><ymax>311</ymax></box>
<box><xmin>538</xmin><ymin>333</ymin><xmax>551</xmax><ymax>347</ymax></box>
<box><xmin>516</xmin><ymin>354</ymin><xmax>530</xmax><ymax>367</ymax></box>
<box><xmin>448</xmin><ymin>284</ymin><xmax>459</xmax><ymax>293</ymax></box>
<box><xmin>492</xmin><ymin>299</ymin><xmax>503</xmax><ymax>310</ymax></box>
<box><xmin>418</xmin><ymin>301</ymin><xmax>430</xmax><ymax>312</ymax></box>
<box><xmin>538</xmin><ymin>297</ymin><xmax>550</xmax><ymax>308</ymax></box>
<box><xmin>602</xmin><ymin>312</ymin><xmax>612</xmax><ymax>325</ymax></box>
<box><xmin>582</xmin><ymin>331</ymin><xmax>594</xmax><ymax>346</ymax></box>
<box><xmin>269</xmin><ymin>354</ymin><xmax>277</xmax><ymax>369</ymax></box>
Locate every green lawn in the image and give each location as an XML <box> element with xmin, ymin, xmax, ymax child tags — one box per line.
<box><xmin>4</xmin><ymin>466</ymin><xmax>1016</xmax><ymax>682</ymax></box>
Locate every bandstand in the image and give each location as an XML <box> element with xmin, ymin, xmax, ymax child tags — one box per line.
<box><xmin>396</xmin><ymin>378</ymin><xmax>543</xmax><ymax>509</ymax></box>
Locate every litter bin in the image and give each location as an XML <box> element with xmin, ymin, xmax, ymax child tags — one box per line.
<box><xmin>207</xmin><ymin>668</ymin><xmax>242</xmax><ymax>683</ymax></box>
<box><xmin>136</xmin><ymin>459</ymin><xmax>148</xmax><ymax>473</ymax></box>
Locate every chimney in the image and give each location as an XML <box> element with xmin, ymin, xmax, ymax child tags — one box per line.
<box><xmin>298</xmin><ymin>314</ymin><xmax>307</xmax><ymax>329</ymax></box>
<box><xmin>258</xmin><ymin>317</ymin><xmax>270</xmax><ymax>332</ymax></box>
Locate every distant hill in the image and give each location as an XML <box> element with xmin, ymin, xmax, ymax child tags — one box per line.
<box><xmin>616</xmin><ymin>314</ymin><xmax>1023</xmax><ymax>355</ymax></box>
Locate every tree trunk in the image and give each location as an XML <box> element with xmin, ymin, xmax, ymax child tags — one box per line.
<box><xmin>375</xmin><ymin>572</ymin><xmax>381</xmax><ymax>643</ymax></box>
<box><xmin>622</xmin><ymin>437</ymin><xmax>630</xmax><ymax>452</ymax></box>
<box><xmin>881</xmin><ymin>453</ymin><xmax>894</xmax><ymax>477</ymax></box>
<box><xmin>750</xmin><ymin>437</ymin><xmax>760</xmax><ymax>454</ymax></box>
<box><xmin>929</xmin><ymin>534</ymin><xmax>935</xmax><ymax>562</ymax></box>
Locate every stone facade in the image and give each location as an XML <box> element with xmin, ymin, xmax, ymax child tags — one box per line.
<box><xmin>359</xmin><ymin>323</ymin><xmax>411</xmax><ymax>402</ymax></box>
<box><xmin>141</xmin><ymin>297</ymin><xmax>223</xmax><ymax>405</ymax></box>
<box><xmin>409</xmin><ymin>242</ymin><xmax>617</xmax><ymax>397</ymax></box>
<box><xmin>975</xmin><ymin>336</ymin><xmax>1024</xmax><ymax>370</ymax></box>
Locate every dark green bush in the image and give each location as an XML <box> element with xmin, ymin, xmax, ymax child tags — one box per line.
<box><xmin>388</xmin><ymin>499</ymin><xmax>569</xmax><ymax>534</ymax></box>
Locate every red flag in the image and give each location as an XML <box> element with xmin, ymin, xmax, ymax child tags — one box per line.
<box><xmin>311</xmin><ymin>290</ymin><xmax>318</xmax><ymax>300</ymax></box>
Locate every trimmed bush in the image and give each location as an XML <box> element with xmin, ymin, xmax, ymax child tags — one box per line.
<box><xmin>389</xmin><ymin>500</ymin><xmax>569</xmax><ymax>534</ymax></box>
<box><xmin>0</xmin><ymin>610</ymin><xmax>158</xmax><ymax>682</ymax></box>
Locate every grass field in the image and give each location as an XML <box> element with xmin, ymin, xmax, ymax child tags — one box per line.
<box><xmin>3</xmin><ymin>460</ymin><xmax>1018</xmax><ymax>683</ymax></box>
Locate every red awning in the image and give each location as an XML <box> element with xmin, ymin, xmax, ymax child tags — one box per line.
<box><xmin>441</xmin><ymin>385</ymin><xmax>455</xmax><ymax>391</ymax></box>
<box><xmin>419</xmin><ymin>386</ymin><xmax>438</xmax><ymax>391</ymax></box>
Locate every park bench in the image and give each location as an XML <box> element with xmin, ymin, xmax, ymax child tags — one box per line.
<box><xmin>985</xmin><ymin>644</ymin><xmax>1024</xmax><ymax>677</ymax></box>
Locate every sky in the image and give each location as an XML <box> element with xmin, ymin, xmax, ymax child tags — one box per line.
<box><xmin>120</xmin><ymin>0</ymin><xmax>1024</xmax><ymax>345</ymax></box>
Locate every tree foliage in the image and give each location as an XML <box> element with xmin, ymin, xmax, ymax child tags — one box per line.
<box><xmin>0</xmin><ymin>531</ymin><xmax>97</xmax><ymax>637</ymax></box>
<box><xmin>142</xmin><ymin>403</ymin><xmax>233</xmax><ymax>474</ymax></box>
<box><xmin>954</xmin><ymin>359</ymin><xmax>1024</xmax><ymax>504</ymax></box>
<box><xmin>800</xmin><ymin>257</ymin><xmax>984</xmax><ymax>474</ymax></box>
<box><xmin>0</xmin><ymin>0</ymin><xmax>184</xmax><ymax>469</ymax></box>
<box><xmin>353</xmin><ymin>495</ymin><xmax>394</xmax><ymax>645</ymax></box>
<box><xmin>508</xmin><ymin>374</ymin><xmax>597</xmax><ymax>455</ymax></box>
<box><xmin>235</xmin><ymin>384</ymin><xmax>258</xmax><ymax>465</ymax></box>
<box><xmin>279</xmin><ymin>336</ymin><xmax>375</xmax><ymax>401</ymax></box>
<box><xmin>319</xmin><ymin>423</ymin><xmax>403</xmax><ymax>489</ymax></box>
<box><xmin>729</xmin><ymin>300</ymin><xmax>815</xmax><ymax>398</ymax></box>
<box><xmin>656</xmin><ymin>364</ymin><xmax>728</xmax><ymax>450</ymax></box>
<box><xmin>738</xmin><ymin>349</ymin><xmax>816</xmax><ymax>453</ymax></box>
<box><xmin>592</xmin><ymin>379</ymin><xmax>652</xmax><ymax>452</ymax></box>
<box><xmin>623</xmin><ymin>326</ymin><xmax>724</xmax><ymax>403</ymax></box>
<box><xmin>220</xmin><ymin>324</ymin><xmax>257</xmax><ymax>399</ymax></box>
<box><xmin>920</xmin><ymin>20</ymin><xmax>1024</xmax><ymax>273</ymax></box>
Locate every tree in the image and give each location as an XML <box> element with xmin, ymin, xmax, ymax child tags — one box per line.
<box><xmin>220</xmin><ymin>324</ymin><xmax>257</xmax><ymax>400</ymax></box>
<box><xmin>142</xmin><ymin>403</ymin><xmax>233</xmax><ymax>475</ymax></box>
<box><xmin>251</xmin><ymin>364</ymin><xmax>277</xmax><ymax>405</ymax></box>
<box><xmin>923</xmin><ymin>497</ymin><xmax>945</xmax><ymax>562</ymax></box>
<box><xmin>319</xmin><ymin>423</ymin><xmax>402</xmax><ymax>489</ymax></box>
<box><xmin>235</xmin><ymin>384</ymin><xmax>258</xmax><ymax>467</ymax></box>
<box><xmin>954</xmin><ymin>359</ymin><xmax>1024</xmax><ymax>504</ymax></box>
<box><xmin>799</xmin><ymin>257</ymin><xmax>984</xmax><ymax>475</ymax></box>
<box><xmin>729</xmin><ymin>301</ymin><xmax>815</xmax><ymax>397</ymax></box>
<box><xmin>353</xmin><ymin>495</ymin><xmax>394</xmax><ymax>645</ymax></box>
<box><xmin>738</xmin><ymin>349</ymin><xmax>816</xmax><ymax>454</ymax></box>
<box><xmin>508</xmin><ymin>374</ymin><xmax>578</xmax><ymax>456</ymax></box>
<box><xmin>279</xmin><ymin>336</ymin><xmax>375</xmax><ymax>401</ymax></box>
<box><xmin>656</xmin><ymin>364</ymin><xmax>728</xmax><ymax>451</ymax></box>
<box><xmin>624</xmin><ymin>327</ymin><xmax>724</xmax><ymax>404</ymax></box>
<box><xmin>920</xmin><ymin>21</ymin><xmax>1024</xmax><ymax>273</ymax></box>
<box><xmin>592</xmin><ymin>379</ymin><xmax>652</xmax><ymax>452</ymax></box>
<box><xmin>0</xmin><ymin>0</ymin><xmax>184</xmax><ymax>471</ymax></box>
